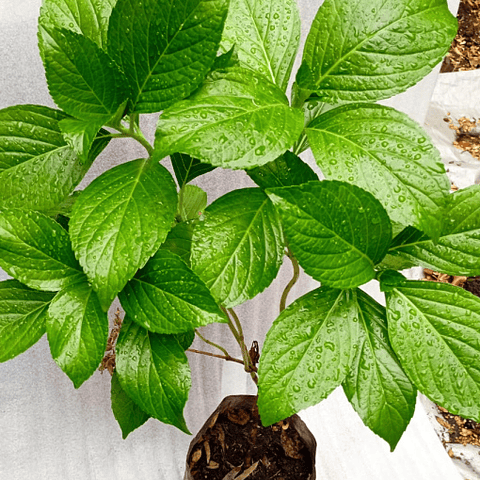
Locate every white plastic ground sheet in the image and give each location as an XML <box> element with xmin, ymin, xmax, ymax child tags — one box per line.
<box><xmin>0</xmin><ymin>1</ymin><xmax>465</xmax><ymax>479</ymax></box>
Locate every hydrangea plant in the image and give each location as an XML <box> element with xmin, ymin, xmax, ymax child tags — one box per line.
<box><xmin>0</xmin><ymin>0</ymin><xmax>471</xmax><ymax>454</ymax></box>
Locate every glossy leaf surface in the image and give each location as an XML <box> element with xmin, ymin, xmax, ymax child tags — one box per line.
<box><xmin>170</xmin><ymin>153</ymin><xmax>216</xmax><ymax>189</ymax></box>
<box><xmin>300</xmin><ymin>0</ymin><xmax>457</xmax><ymax>103</ymax></box>
<box><xmin>70</xmin><ymin>159</ymin><xmax>177</xmax><ymax>311</ymax></box>
<box><xmin>385</xmin><ymin>280</ymin><xmax>480</xmax><ymax>422</ymax></box>
<box><xmin>0</xmin><ymin>280</ymin><xmax>55</xmax><ymax>362</ymax></box>
<box><xmin>119</xmin><ymin>249</ymin><xmax>227</xmax><ymax>334</ymax></box>
<box><xmin>59</xmin><ymin>117</ymin><xmax>105</xmax><ymax>163</ymax></box>
<box><xmin>247</xmin><ymin>151</ymin><xmax>318</xmax><ymax>190</ymax></box>
<box><xmin>343</xmin><ymin>289</ymin><xmax>416</xmax><ymax>451</ymax></box>
<box><xmin>39</xmin><ymin>0</ymin><xmax>115</xmax><ymax>51</ymax></box>
<box><xmin>108</xmin><ymin>0</ymin><xmax>229</xmax><ymax>113</ymax></box>
<box><xmin>391</xmin><ymin>185</ymin><xmax>480</xmax><ymax>276</ymax></box>
<box><xmin>0</xmin><ymin>209</ymin><xmax>85</xmax><ymax>291</ymax></box>
<box><xmin>160</xmin><ymin>221</ymin><xmax>195</xmax><ymax>267</ymax></box>
<box><xmin>191</xmin><ymin>188</ymin><xmax>284</xmax><ymax>307</ymax></box>
<box><xmin>179</xmin><ymin>185</ymin><xmax>207</xmax><ymax>222</ymax></box>
<box><xmin>40</xmin><ymin>27</ymin><xmax>130</xmax><ymax>121</ymax></box>
<box><xmin>154</xmin><ymin>67</ymin><xmax>304</xmax><ymax>169</ymax></box>
<box><xmin>258</xmin><ymin>287</ymin><xmax>359</xmax><ymax>426</ymax></box>
<box><xmin>47</xmin><ymin>281</ymin><xmax>108</xmax><ymax>388</ymax></box>
<box><xmin>0</xmin><ymin>105</ymin><xmax>107</xmax><ymax>212</ymax></box>
<box><xmin>111</xmin><ymin>371</ymin><xmax>150</xmax><ymax>439</ymax></box>
<box><xmin>267</xmin><ymin>180</ymin><xmax>391</xmax><ymax>289</ymax></box>
<box><xmin>307</xmin><ymin>104</ymin><xmax>449</xmax><ymax>240</ymax></box>
<box><xmin>116</xmin><ymin>317</ymin><xmax>191</xmax><ymax>433</ymax></box>
<box><xmin>221</xmin><ymin>0</ymin><xmax>300</xmax><ymax>91</ymax></box>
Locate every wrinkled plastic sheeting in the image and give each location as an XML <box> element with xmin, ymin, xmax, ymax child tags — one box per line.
<box><xmin>424</xmin><ymin>70</ymin><xmax>480</xmax><ymax>189</ymax></box>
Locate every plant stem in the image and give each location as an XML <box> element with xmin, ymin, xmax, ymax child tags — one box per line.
<box><xmin>195</xmin><ymin>329</ymin><xmax>232</xmax><ymax>359</ymax></box>
<box><xmin>187</xmin><ymin>348</ymin><xmax>245</xmax><ymax>366</ymax></box>
<box><xmin>280</xmin><ymin>248</ymin><xmax>300</xmax><ymax>313</ymax></box>
<box><xmin>221</xmin><ymin>307</ymin><xmax>258</xmax><ymax>385</ymax></box>
<box><xmin>114</xmin><ymin>121</ymin><xmax>154</xmax><ymax>157</ymax></box>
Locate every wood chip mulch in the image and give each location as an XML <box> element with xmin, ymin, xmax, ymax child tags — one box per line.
<box><xmin>441</xmin><ymin>0</ymin><xmax>480</xmax><ymax>72</ymax></box>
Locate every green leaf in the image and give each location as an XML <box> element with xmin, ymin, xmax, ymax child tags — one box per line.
<box><xmin>111</xmin><ymin>371</ymin><xmax>150</xmax><ymax>439</ymax></box>
<box><xmin>160</xmin><ymin>221</ymin><xmax>195</xmax><ymax>267</ymax></box>
<box><xmin>257</xmin><ymin>287</ymin><xmax>359</xmax><ymax>426</ymax></box>
<box><xmin>154</xmin><ymin>67</ymin><xmax>304</xmax><ymax>169</ymax></box>
<box><xmin>69</xmin><ymin>159</ymin><xmax>177</xmax><ymax>311</ymax></box>
<box><xmin>343</xmin><ymin>289</ymin><xmax>416</xmax><ymax>451</ymax></box>
<box><xmin>191</xmin><ymin>188</ymin><xmax>284</xmax><ymax>307</ymax></box>
<box><xmin>38</xmin><ymin>0</ymin><xmax>115</xmax><ymax>52</ymax></box>
<box><xmin>267</xmin><ymin>180</ymin><xmax>392</xmax><ymax>289</ymax></box>
<box><xmin>300</xmin><ymin>0</ymin><xmax>458</xmax><ymax>103</ymax></box>
<box><xmin>0</xmin><ymin>105</ymin><xmax>108</xmax><ymax>212</ymax></box>
<box><xmin>119</xmin><ymin>249</ymin><xmax>227</xmax><ymax>334</ymax></box>
<box><xmin>385</xmin><ymin>280</ymin><xmax>480</xmax><ymax>422</ymax></box>
<box><xmin>0</xmin><ymin>209</ymin><xmax>85</xmax><ymax>291</ymax></box>
<box><xmin>0</xmin><ymin>280</ymin><xmax>55</xmax><ymax>362</ymax></box>
<box><xmin>220</xmin><ymin>0</ymin><xmax>300</xmax><ymax>91</ymax></box>
<box><xmin>43</xmin><ymin>191</ymin><xmax>82</xmax><ymax>219</ymax></box>
<box><xmin>391</xmin><ymin>185</ymin><xmax>480</xmax><ymax>276</ymax></box>
<box><xmin>179</xmin><ymin>185</ymin><xmax>207</xmax><ymax>222</ymax></box>
<box><xmin>46</xmin><ymin>281</ymin><xmax>108</xmax><ymax>388</ymax></box>
<box><xmin>39</xmin><ymin>27</ymin><xmax>131</xmax><ymax>121</ymax></box>
<box><xmin>59</xmin><ymin>117</ymin><xmax>104</xmax><ymax>163</ymax></box>
<box><xmin>107</xmin><ymin>0</ymin><xmax>229</xmax><ymax>113</ymax></box>
<box><xmin>306</xmin><ymin>104</ymin><xmax>450</xmax><ymax>240</ymax></box>
<box><xmin>212</xmin><ymin>46</ymin><xmax>239</xmax><ymax>70</ymax></box>
<box><xmin>170</xmin><ymin>153</ymin><xmax>216</xmax><ymax>189</ymax></box>
<box><xmin>247</xmin><ymin>151</ymin><xmax>318</xmax><ymax>190</ymax></box>
<box><xmin>115</xmin><ymin>316</ymin><xmax>191</xmax><ymax>433</ymax></box>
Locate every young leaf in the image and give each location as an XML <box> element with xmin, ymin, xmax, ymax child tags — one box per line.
<box><xmin>69</xmin><ymin>159</ymin><xmax>177</xmax><ymax>311</ymax></box>
<box><xmin>247</xmin><ymin>151</ymin><xmax>318</xmax><ymax>190</ymax></box>
<box><xmin>220</xmin><ymin>0</ymin><xmax>301</xmax><ymax>91</ymax></box>
<box><xmin>0</xmin><ymin>209</ymin><xmax>86</xmax><ymax>291</ymax></box>
<box><xmin>0</xmin><ymin>105</ymin><xmax>108</xmax><ymax>212</ymax></box>
<box><xmin>59</xmin><ymin>117</ymin><xmax>105</xmax><ymax>163</ymax></box>
<box><xmin>46</xmin><ymin>281</ymin><xmax>108</xmax><ymax>388</ymax></box>
<box><xmin>119</xmin><ymin>249</ymin><xmax>227</xmax><ymax>334</ymax></box>
<box><xmin>300</xmin><ymin>0</ymin><xmax>458</xmax><ymax>103</ymax></box>
<box><xmin>38</xmin><ymin>0</ymin><xmax>115</xmax><ymax>52</ymax></box>
<box><xmin>191</xmin><ymin>188</ymin><xmax>284</xmax><ymax>308</ymax></box>
<box><xmin>307</xmin><ymin>104</ymin><xmax>450</xmax><ymax>240</ymax></box>
<box><xmin>178</xmin><ymin>185</ymin><xmax>207</xmax><ymax>222</ymax></box>
<box><xmin>111</xmin><ymin>371</ymin><xmax>150</xmax><ymax>439</ymax></box>
<box><xmin>107</xmin><ymin>0</ymin><xmax>229</xmax><ymax>113</ymax></box>
<box><xmin>385</xmin><ymin>279</ymin><xmax>480</xmax><ymax>422</ymax></box>
<box><xmin>115</xmin><ymin>317</ymin><xmax>191</xmax><ymax>433</ymax></box>
<box><xmin>0</xmin><ymin>280</ymin><xmax>55</xmax><ymax>362</ymax></box>
<box><xmin>170</xmin><ymin>153</ymin><xmax>216</xmax><ymax>189</ymax></box>
<box><xmin>257</xmin><ymin>287</ymin><xmax>359</xmax><ymax>426</ymax></box>
<box><xmin>343</xmin><ymin>289</ymin><xmax>416</xmax><ymax>451</ymax></box>
<box><xmin>267</xmin><ymin>180</ymin><xmax>391</xmax><ymax>289</ymax></box>
<box><xmin>39</xmin><ymin>27</ymin><xmax>130</xmax><ymax>121</ymax></box>
<box><xmin>391</xmin><ymin>185</ymin><xmax>480</xmax><ymax>276</ymax></box>
<box><xmin>154</xmin><ymin>67</ymin><xmax>304</xmax><ymax>169</ymax></box>
<box><xmin>160</xmin><ymin>221</ymin><xmax>195</xmax><ymax>267</ymax></box>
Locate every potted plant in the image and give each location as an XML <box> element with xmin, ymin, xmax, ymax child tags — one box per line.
<box><xmin>1</xmin><ymin>0</ymin><xmax>476</xmax><ymax>478</ymax></box>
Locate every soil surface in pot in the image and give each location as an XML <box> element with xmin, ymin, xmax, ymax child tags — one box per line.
<box><xmin>188</xmin><ymin>401</ymin><xmax>313</xmax><ymax>480</ymax></box>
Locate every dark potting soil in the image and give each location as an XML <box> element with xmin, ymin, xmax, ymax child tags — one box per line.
<box><xmin>462</xmin><ymin>276</ymin><xmax>480</xmax><ymax>297</ymax></box>
<box><xmin>188</xmin><ymin>402</ymin><xmax>312</xmax><ymax>480</ymax></box>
